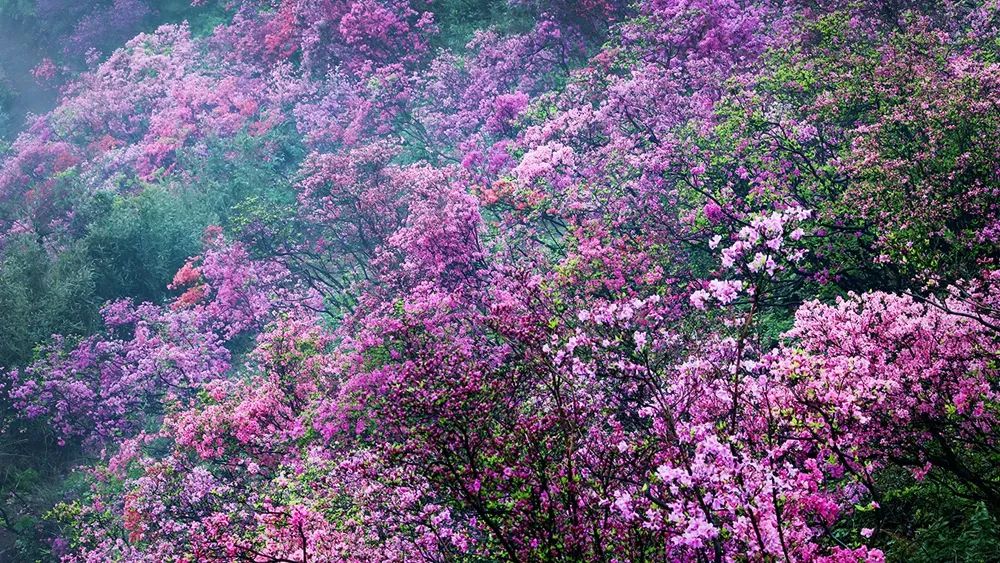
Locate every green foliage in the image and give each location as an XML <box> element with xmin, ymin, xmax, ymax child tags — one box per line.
<box><xmin>82</xmin><ymin>186</ymin><xmax>212</xmax><ymax>303</ymax></box>
<box><xmin>0</xmin><ymin>426</ymin><xmax>88</xmax><ymax>562</ymax></box>
<box><xmin>0</xmin><ymin>0</ymin><xmax>34</xmax><ymax>20</ymax></box>
<box><xmin>176</xmin><ymin>127</ymin><xmax>304</xmax><ymax>218</ymax></box>
<box><xmin>0</xmin><ymin>236</ymin><xmax>97</xmax><ymax>367</ymax></box>
<box><xmin>431</xmin><ymin>0</ymin><xmax>529</xmax><ymax>50</ymax></box>
<box><xmin>0</xmin><ymin>67</ymin><xmax>13</xmax><ymax>111</ymax></box>
<box><xmin>877</xmin><ymin>474</ymin><xmax>1000</xmax><ymax>562</ymax></box>
<box><xmin>0</xmin><ymin>66</ymin><xmax>17</xmax><ymax>140</ymax></box>
<box><xmin>229</xmin><ymin>193</ymin><xmax>300</xmax><ymax>256</ymax></box>
<box><xmin>150</xmin><ymin>0</ymin><xmax>231</xmax><ymax>37</ymax></box>
<box><xmin>80</xmin><ymin>129</ymin><xmax>304</xmax><ymax>302</ymax></box>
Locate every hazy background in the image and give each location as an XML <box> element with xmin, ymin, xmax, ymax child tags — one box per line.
<box><xmin>0</xmin><ymin>0</ymin><xmax>226</xmax><ymax>140</ymax></box>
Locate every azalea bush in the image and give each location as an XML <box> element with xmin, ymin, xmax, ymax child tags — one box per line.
<box><xmin>1</xmin><ymin>0</ymin><xmax>999</xmax><ymax>561</ymax></box>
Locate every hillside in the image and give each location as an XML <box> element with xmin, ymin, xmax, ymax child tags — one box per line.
<box><xmin>1</xmin><ymin>1</ymin><xmax>999</xmax><ymax>561</ymax></box>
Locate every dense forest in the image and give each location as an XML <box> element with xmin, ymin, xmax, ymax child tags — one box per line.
<box><xmin>0</xmin><ymin>0</ymin><xmax>999</xmax><ymax>561</ymax></box>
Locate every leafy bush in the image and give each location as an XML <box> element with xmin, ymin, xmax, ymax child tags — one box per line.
<box><xmin>0</xmin><ymin>236</ymin><xmax>96</xmax><ymax>367</ymax></box>
<box><xmin>1</xmin><ymin>1</ymin><xmax>1000</xmax><ymax>561</ymax></box>
<box><xmin>0</xmin><ymin>0</ymin><xmax>33</xmax><ymax>20</ymax></box>
<box><xmin>81</xmin><ymin>187</ymin><xmax>211</xmax><ymax>303</ymax></box>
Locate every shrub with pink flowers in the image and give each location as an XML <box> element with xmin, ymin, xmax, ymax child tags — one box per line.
<box><xmin>1</xmin><ymin>0</ymin><xmax>999</xmax><ymax>561</ymax></box>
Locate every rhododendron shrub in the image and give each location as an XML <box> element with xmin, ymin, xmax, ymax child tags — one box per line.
<box><xmin>62</xmin><ymin>0</ymin><xmax>155</xmax><ymax>58</ymax></box>
<box><xmin>769</xmin><ymin>280</ymin><xmax>1000</xmax><ymax>512</ymax></box>
<box><xmin>8</xmin><ymin>232</ymin><xmax>315</xmax><ymax>447</ymax></box>
<box><xmin>2</xmin><ymin>0</ymin><xmax>1000</xmax><ymax>561</ymax></box>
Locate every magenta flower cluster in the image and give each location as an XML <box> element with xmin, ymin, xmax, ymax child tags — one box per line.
<box><xmin>1</xmin><ymin>0</ymin><xmax>999</xmax><ymax>561</ymax></box>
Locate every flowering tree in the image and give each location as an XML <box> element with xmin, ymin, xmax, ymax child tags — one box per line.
<box><xmin>1</xmin><ymin>0</ymin><xmax>999</xmax><ymax>561</ymax></box>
